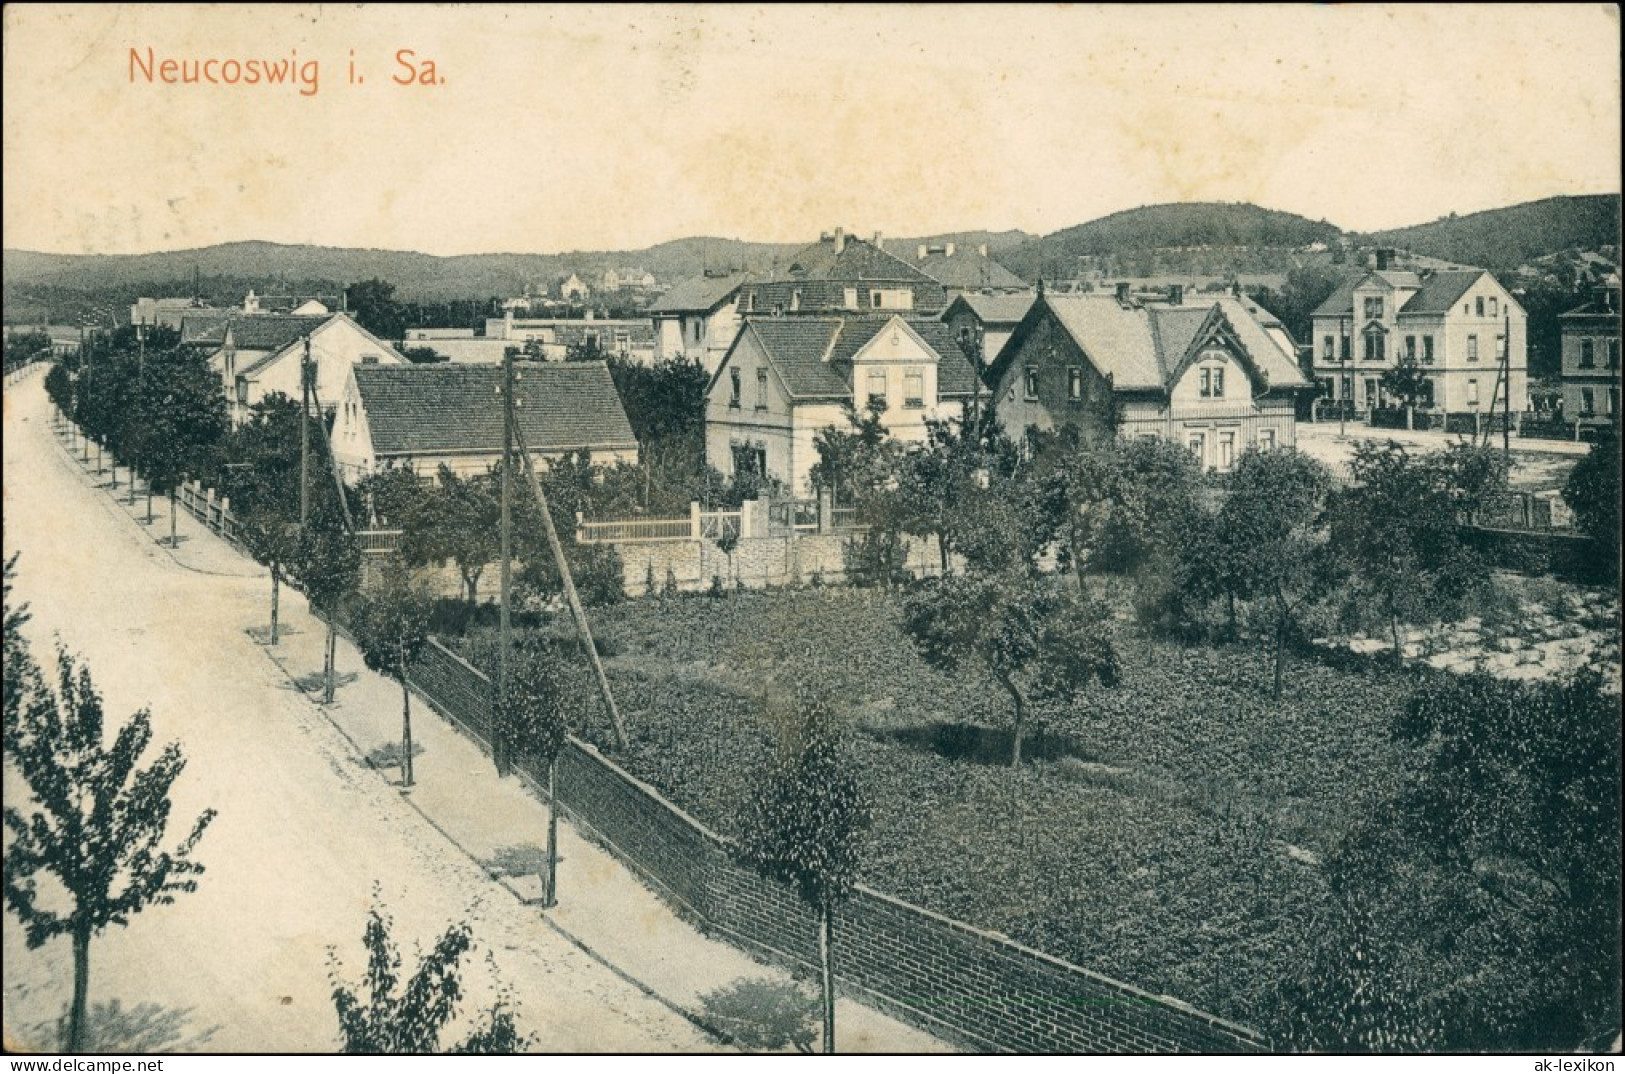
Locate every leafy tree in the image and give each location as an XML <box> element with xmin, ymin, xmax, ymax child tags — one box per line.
<box><xmin>289</xmin><ymin>498</ymin><xmax>361</xmax><ymax>704</ymax></box>
<box><xmin>345</xmin><ymin>279</ymin><xmax>407</xmax><ymax>342</ymax></box>
<box><xmin>329</xmin><ymin>897</ymin><xmax>526</xmax><ymax>1053</ymax></box>
<box><xmin>1379</xmin><ymin>355</ymin><xmax>1432</xmax><ymax>411</ymax></box>
<box><xmin>604</xmin><ymin>355</ymin><xmax>709</xmax><ymax>478</ymax></box>
<box><xmin>903</xmin><ymin>572</ymin><xmax>1120</xmax><ymax>767</ymax></box>
<box><xmin>138</xmin><ymin>345</ymin><xmax>230</xmax><ymax>547</ymax></box>
<box><xmin>353</xmin><ymin>563</ymin><xmax>433</xmax><ymax>788</ymax></box>
<box><xmin>401</xmin><ymin>346</ymin><xmax>447</xmax><ymax>365</ymax></box>
<box><xmin>1562</xmin><ymin>431</ymin><xmax>1620</xmax><ymax>580</ymax></box>
<box><xmin>3</xmin><ymin>645</ymin><xmax>216</xmax><ymax>1053</ymax></box>
<box><xmin>2</xmin><ymin>328</ymin><xmax>51</xmax><ymax>374</ymax></box>
<box><xmin>1210</xmin><ymin>448</ymin><xmax>1335</xmax><ymax>698</ymax></box>
<box><xmin>737</xmin><ymin>700</ymin><xmax>869</xmax><ymax>1054</ymax></box>
<box><xmin>3</xmin><ymin>552</ymin><xmax>32</xmax><ymax>724</ymax></box>
<box><xmin>494</xmin><ymin>644</ymin><xmax>576</xmax><ymax>906</ymax></box>
<box><xmin>1280</xmin><ymin>671</ymin><xmax>1621</xmax><ymax>1052</ymax></box>
<box><xmin>431</xmin><ymin>466</ymin><xmax>501</xmax><ymax>607</ymax></box>
<box><xmin>1329</xmin><ymin>441</ymin><xmax>1488</xmax><ymax>663</ymax></box>
<box><xmin>223</xmin><ymin>395</ymin><xmax>306</xmax><ymax>643</ymax></box>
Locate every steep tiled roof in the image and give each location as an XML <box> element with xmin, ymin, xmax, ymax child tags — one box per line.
<box><xmin>238</xmin><ymin>316</ymin><xmax>402</xmax><ymax>379</ymax></box>
<box><xmin>1398</xmin><ymin>270</ymin><xmax>1485</xmax><ymax>314</ymax></box>
<box><xmin>354</xmin><ymin>362</ymin><xmax>637</xmax><ymax>458</ymax></box>
<box><xmin>648</xmin><ymin>274</ymin><xmax>748</xmax><ymax>314</ymax></box>
<box><xmin>914</xmin><ymin>251</ymin><xmax>1028</xmax><ymax>291</ymax></box>
<box><xmin>944</xmin><ymin>292</ymin><xmax>1037</xmax><ymax>325</ymax></box>
<box><xmin>775</xmin><ymin>236</ymin><xmax>935</xmax><ymax>284</ymax></box>
<box><xmin>186</xmin><ymin>313</ymin><xmax>329</xmax><ymax>350</ymax></box>
<box><xmin>1013</xmin><ymin>295</ymin><xmax>1309</xmax><ymax>393</ymax></box>
<box><xmin>741</xmin><ymin>315</ymin><xmax>983</xmax><ymax>400</ymax></box>
<box><xmin>179</xmin><ymin>311</ymin><xmax>237</xmax><ymax>345</ymax></box>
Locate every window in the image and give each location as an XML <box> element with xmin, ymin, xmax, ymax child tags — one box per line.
<box><xmin>1609</xmin><ymin>387</ymin><xmax>1620</xmax><ymax>415</ymax></box>
<box><xmin>1419</xmin><ymin>377</ymin><xmax>1435</xmax><ymax>408</ymax></box>
<box><xmin>692</xmin><ymin>318</ymin><xmax>704</xmax><ymax>343</ymax></box>
<box><xmin>1610</xmin><ymin>339</ymin><xmax>1621</xmax><ymax>369</ymax></box>
<box><xmin>1258</xmin><ymin>428</ymin><xmax>1276</xmax><ymax>453</ymax></box>
<box><xmin>1475</xmin><ymin>296</ymin><xmax>1485</xmax><ymax>317</ymax></box>
<box><xmin>1217</xmin><ymin>431</ymin><xmax>1235</xmax><ymax>471</ymax></box>
<box><xmin>1405</xmin><ymin>335</ymin><xmax>1417</xmax><ymax>361</ymax></box>
<box><xmin>1024</xmin><ymin>366</ymin><xmax>1039</xmax><ymax>400</ymax></box>
<box><xmin>1580</xmin><ymin>339</ymin><xmax>1596</xmax><ymax>368</ymax></box>
<box><xmin>615</xmin><ymin>331</ymin><xmax>630</xmax><ymax>353</ymax></box>
<box><xmin>871</xmin><ymin>291</ymin><xmax>885</xmax><ymax>309</ymax></box>
<box><xmin>1423</xmin><ymin>335</ymin><xmax>1436</xmax><ymax>364</ymax></box>
<box><xmin>1364</xmin><ymin>377</ymin><xmax>1379</xmax><ymax>409</ymax></box>
<box><xmin>1467</xmin><ymin>335</ymin><xmax>1479</xmax><ymax>361</ymax></box>
<box><xmin>1363</xmin><ymin>330</ymin><xmax>1385</xmax><ymax>362</ymax></box>
<box><xmin>790</xmin><ymin>290</ymin><xmax>801</xmax><ymax>312</ymax></box>
<box><xmin>1363</xmin><ymin>296</ymin><xmax>1383</xmax><ymax>319</ymax></box>
<box><xmin>1467</xmin><ymin>379</ymin><xmax>1479</xmax><ymax>407</ymax></box>
<box><xmin>1495</xmin><ymin>334</ymin><xmax>1506</xmax><ymax>360</ymax></box>
<box><xmin>1489</xmin><ymin>297</ymin><xmax>1498</xmax><ymax>317</ymax></box>
<box><xmin>1200</xmin><ymin>365</ymin><xmax>1225</xmax><ymax>398</ymax></box>
<box><xmin>1322</xmin><ymin>335</ymin><xmax>1334</xmax><ymax>360</ymax></box>
<box><xmin>731</xmin><ymin>443</ymin><xmax>767</xmax><ymax>478</ymax></box>
<box><xmin>728</xmin><ymin>368</ymin><xmax>741</xmax><ymax>408</ymax></box>
<box><xmin>236</xmin><ymin>377</ymin><xmax>249</xmax><ymax>404</ymax></box>
<box><xmin>1068</xmin><ymin>366</ymin><xmax>1083</xmax><ymax>401</ymax></box>
<box><xmin>867</xmin><ymin>370</ymin><xmax>887</xmax><ymax>410</ymax></box>
<box><xmin>756</xmin><ymin>368</ymin><xmax>768</xmax><ymax>409</ymax></box>
<box><xmin>843</xmin><ymin>288</ymin><xmax>858</xmax><ymax>310</ymax></box>
<box><xmin>1580</xmin><ymin>387</ymin><xmax>1595</xmax><ymax>415</ymax></box>
<box><xmin>904</xmin><ymin>372</ymin><xmax>924</xmax><ymax>409</ymax></box>
<box><xmin>1187</xmin><ymin>432</ymin><xmax>1205</xmax><ymax>465</ymax></box>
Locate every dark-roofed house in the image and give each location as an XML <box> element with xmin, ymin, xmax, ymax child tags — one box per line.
<box><xmin>203</xmin><ymin>313</ymin><xmax>406</xmax><ymax>424</ymax></box>
<box><xmin>1309</xmin><ymin>265</ymin><xmax>1528</xmax><ymax>417</ymax></box>
<box><xmin>911</xmin><ymin>242</ymin><xmax>1030</xmax><ymax>296</ymax></box>
<box><xmin>942</xmin><ymin>292</ymin><xmax>1038</xmax><ymax>368</ymax></box>
<box><xmin>705</xmin><ymin>313</ymin><xmax>982</xmax><ymax>494</ymax></box>
<box><xmin>1558</xmin><ymin>283</ymin><xmax>1621</xmax><ymax>428</ymax></box>
<box><xmin>739</xmin><ymin>229</ymin><xmax>949</xmax><ymax>318</ymax></box>
<box><xmin>331</xmin><ymin>361</ymin><xmax>638</xmax><ymax>482</ymax></box>
<box><xmin>988</xmin><ymin>287</ymin><xmax>1312</xmax><ymax>472</ymax></box>
<box><xmin>648</xmin><ymin>272</ymin><xmax>750</xmax><ymax>371</ymax></box>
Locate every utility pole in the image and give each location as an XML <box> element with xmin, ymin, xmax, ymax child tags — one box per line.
<box><xmin>299</xmin><ymin>338</ymin><xmax>312</xmax><ymax>527</ymax></box>
<box><xmin>1502</xmin><ymin>313</ymin><xmax>1512</xmax><ymax>464</ymax></box>
<box><xmin>497</xmin><ymin>349</ymin><xmax>514</xmax><ymax>774</ymax></box>
<box><xmin>1339</xmin><ymin>314</ymin><xmax>1349</xmax><ymax>438</ymax></box>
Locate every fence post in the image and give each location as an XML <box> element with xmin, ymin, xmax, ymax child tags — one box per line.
<box><xmin>689</xmin><ymin>500</ymin><xmax>702</xmax><ymax>541</ymax></box>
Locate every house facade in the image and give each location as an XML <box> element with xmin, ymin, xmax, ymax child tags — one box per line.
<box><xmin>705</xmin><ymin>314</ymin><xmax>981</xmax><ymax>494</ymax></box>
<box><xmin>483</xmin><ymin>312</ymin><xmax>656</xmax><ymax>362</ymax></box>
<box><xmin>989</xmin><ymin>286</ymin><xmax>1311</xmax><ymax>472</ymax></box>
<box><xmin>1558</xmin><ymin>284</ymin><xmax>1622</xmax><ymax>426</ymax></box>
<box><xmin>648</xmin><ymin>272</ymin><xmax>748</xmax><ymax>371</ymax></box>
<box><xmin>1309</xmin><ymin>265</ymin><xmax>1528</xmax><ymax>416</ymax></box>
<box><xmin>207</xmin><ymin>313</ymin><xmax>405</xmax><ymax>424</ymax></box>
<box><xmin>942</xmin><ymin>292</ymin><xmax>1037</xmax><ymax>369</ymax></box>
<box><xmin>331</xmin><ymin>361</ymin><xmax>638</xmax><ymax>482</ymax></box>
<box><xmin>738</xmin><ymin>229</ymin><xmax>950</xmax><ymax>318</ymax></box>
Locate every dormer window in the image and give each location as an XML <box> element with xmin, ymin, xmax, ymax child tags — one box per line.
<box><xmin>1199</xmin><ymin>366</ymin><xmax>1226</xmax><ymax>398</ymax></box>
<box><xmin>1363</xmin><ymin>296</ymin><xmax>1384</xmax><ymax>319</ymax></box>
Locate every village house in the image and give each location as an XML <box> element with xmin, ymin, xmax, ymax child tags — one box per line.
<box><xmin>1558</xmin><ymin>282</ymin><xmax>1622</xmax><ymax>428</ymax></box>
<box><xmin>601</xmin><ymin>267</ymin><xmax>657</xmax><ymax>292</ymax></box>
<box><xmin>942</xmin><ymin>292</ymin><xmax>1037</xmax><ymax>369</ymax></box>
<box><xmin>988</xmin><ymin>284</ymin><xmax>1311</xmax><ymax>472</ymax></box>
<box><xmin>483</xmin><ymin>311</ymin><xmax>656</xmax><ymax>363</ymax></box>
<box><xmin>739</xmin><ymin>229</ymin><xmax>950</xmax><ymax>318</ymax></box>
<box><xmin>556</xmin><ymin>273</ymin><xmax>590</xmax><ymax>301</ymax></box>
<box><xmin>648</xmin><ymin>272</ymin><xmax>749</xmax><ymax>371</ymax></box>
<box><xmin>188</xmin><ymin>312</ymin><xmax>405</xmax><ymax>424</ymax></box>
<box><xmin>130</xmin><ymin>296</ymin><xmax>215</xmax><ymax>329</ymax></box>
<box><xmin>330</xmin><ymin>360</ymin><xmax>638</xmax><ymax>482</ymax></box>
<box><xmin>912</xmin><ymin>242</ymin><xmax>1030</xmax><ymax>296</ymax></box>
<box><xmin>1309</xmin><ymin>254</ymin><xmax>1528</xmax><ymax>417</ymax></box>
<box><xmin>705</xmin><ymin>314</ymin><xmax>982</xmax><ymax>494</ymax></box>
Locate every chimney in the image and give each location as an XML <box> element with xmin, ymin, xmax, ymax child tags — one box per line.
<box><xmin>1115</xmin><ymin>282</ymin><xmax>1131</xmax><ymax>306</ymax></box>
<box><xmin>979</xmin><ymin>244</ymin><xmax>988</xmax><ymax>257</ymax></box>
<box><xmin>1167</xmin><ymin>284</ymin><xmax>1183</xmax><ymax>306</ymax></box>
<box><xmin>872</xmin><ymin>231</ymin><xmax>883</xmax><ymax>249</ymax></box>
<box><xmin>833</xmin><ymin>227</ymin><xmax>846</xmax><ymax>254</ymax></box>
<box><xmin>1375</xmin><ymin>248</ymin><xmax>1392</xmax><ymax>271</ymax></box>
<box><xmin>918</xmin><ymin>244</ymin><xmax>928</xmax><ymax>260</ymax></box>
<box><xmin>945</xmin><ymin>243</ymin><xmax>956</xmax><ymax>258</ymax></box>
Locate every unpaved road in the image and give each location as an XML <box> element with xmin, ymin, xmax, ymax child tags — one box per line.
<box><xmin>2</xmin><ymin>375</ymin><xmax>716</xmax><ymax>1053</ymax></box>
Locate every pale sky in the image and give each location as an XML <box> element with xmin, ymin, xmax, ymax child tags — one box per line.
<box><xmin>3</xmin><ymin>4</ymin><xmax>1620</xmax><ymax>257</ymax></box>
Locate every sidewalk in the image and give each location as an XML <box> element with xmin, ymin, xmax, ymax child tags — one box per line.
<box><xmin>51</xmin><ymin>415</ymin><xmax>952</xmax><ymax>1054</ymax></box>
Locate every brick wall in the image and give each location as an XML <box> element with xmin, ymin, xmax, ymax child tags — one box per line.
<box><xmin>404</xmin><ymin>637</ymin><xmax>1268</xmax><ymax>1054</ymax></box>
<box><xmin>615</xmin><ymin>533</ymin><xmax>947</xmax><ymax>595</ymax></box>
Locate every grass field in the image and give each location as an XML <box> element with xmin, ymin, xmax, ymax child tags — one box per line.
<box><xmin>458</xmin><ymin>582</ymin><xmax>1435</xmax><ymax>1029</ymax></box>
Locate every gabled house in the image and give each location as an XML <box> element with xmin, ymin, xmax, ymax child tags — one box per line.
<box><xmin>648</xmin><ymin>272</ymin><xmax>749</xmax><ymax>371</ymax></box>
<box><xmin>331</xmin><ymin>361</ymin><xmax>639</xmax><ymax>482</ymax></box>
<box><xmin>206</xmin><ymin>313</ymin><xmax>405</xmax><ymax>424</ymax></box>
<box><xmin>1309</xmin><ymin>258</ymin><xmax>1528</xmax><ymax>416</ymax></box>
<box><xmin>942</xmin><ymin>292</ymin><xmax>1037</xmax><ymax>369</ymax></box>
<box><xmin>739</xmin><ymin>229</ymin><xmax>949</xmax><ymax>318</ymax></box>
<box><xmin>912</xmin><ymin>242</ymin><xmax>1030</xmax><ymax>296</ymax></box>
<box><xmin>704</xmin><ymin>314</ymin><xmax>983</xmax><ymax>494</ymax></box>
<box><xmin>988</xmin><ymin>285</ymin><xmax>1311</xmax><ymax>472</ymax></box>
<box><xmin>557</xmin><ymin>273</ymin><xmax>590</xmax><ymax>301</ymax></box>
<box><xmin>1558</xmin><ymin>283</ymin><xmax>1621</xmax><ymax>427</ymax></box>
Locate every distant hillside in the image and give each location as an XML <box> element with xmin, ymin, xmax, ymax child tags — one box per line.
<box><xmin>1000</xmin><ymin>203</ymin><xmax>1342</xmax><ymax>280</ymax></box>
<box><xmin>1366</xmin><ymin>194</ymin><xmax>1622</xmax><ymax>272</ymax></box>
<box><xmin>1</xmin><ymin>229</ymin><xmax>1033</xmax><ymax>315</ymax></box>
